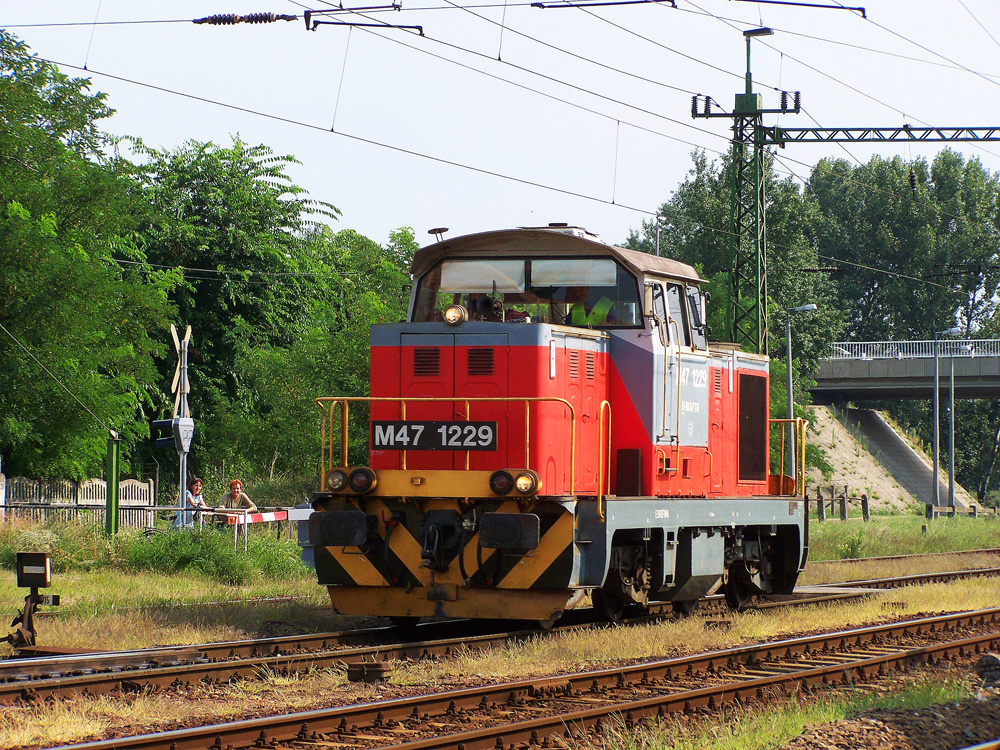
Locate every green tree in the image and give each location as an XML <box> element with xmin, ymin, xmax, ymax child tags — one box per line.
<box><xmin>0</xmin><ymin>31</ymin><xmax>174</xmax><ymax>477</ymax></box>
<box><xmin>808</xmin><ymin>151</ymin><xmax>1000</xmax><ymax>499</ymax></box>
<box><xmin>215</xmin><ymin>227</ymin><xmax>415</xmax><ymax>478</ymax></box>
<box><xmin>625</xmin><ymin>149</ymin><xmax>844</xmax><ymax>372</ymax></box>
<box><xmin>132</xmin><ymin>138</ymin><xmax>340</xmax><ymax>475</ymax></box>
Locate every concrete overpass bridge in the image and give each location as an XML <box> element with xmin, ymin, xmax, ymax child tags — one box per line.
<box><xmin>809</xmin><ymin>339</ymin><xmax>1000</xmax><ymax>513</ymax></box>
<box><xmin>811</xmin><ymin>339</ymin><xmax>1000</xmax><ymax>402</ymax></box>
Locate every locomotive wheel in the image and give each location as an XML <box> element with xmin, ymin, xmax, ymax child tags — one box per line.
<box><xmin>389</xmin><ymin>616</ymin><xmax>421</xmax><ymax>629</ymax></box>
<box><xmin>535</xmin><ymin>610</ymin><xmax>563</xmax><ymax>630</ymax></box>
<box><xmin>723</xmin><ymin>563</ymin><xmax>754</xmax><ymax>611</ymax></box>
<box><xmin>591</xmin><ymin>588</ymin><xmax>626</xmax><ymax>623</ymax></box>
<box><xmin>672</xmin><ymin>599</ymin><xmax>699</xmax><ymax>616</ymax></box>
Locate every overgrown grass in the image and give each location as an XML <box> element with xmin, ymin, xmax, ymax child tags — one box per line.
<box><xmin>0</xmin><ymin>518</ymin><xmax>311</xmax><ymax>585</ymax></box>
<box><xmin>807</xmin><ymin>513</ymin><xmax>1000</xmax><ymax>561</ymax></box>
<box><xmin>121</xmin><ymin>529</ymin><xmax>308</xmax><ymax>585</ymax></box>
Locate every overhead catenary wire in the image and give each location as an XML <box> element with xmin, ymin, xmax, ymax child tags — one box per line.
<box><xmin>281</xmin><ymin>0</ymin><xmax>738</xmax><ymax>147</ymax></box>
<box><xmin>26</xmin><ymin>71</ymin><xmax>979</xmax><ymax>294</ymax></box>
<box><xmin>12</xmin><ymin>4</ymin><xmax>1000</xmax><ymax>291</ymax></box>
<box><xmin>13</xmin><ymin>5</ymin><xmax>996</xmax><ymax>149</ymax></box>
<box><xmin>39</xmin><ymin>56</ymin><xmax>663</xmax><ymax>215</ymax></box>
<box><xmin>22</xmin><ymin>16</ymin><xmax>982</xmax><ymax>242</ymax></box>
<box><xmin>9</xmin><ymin>3</ymin><xmax>999</xmax><ymax>90</ymax></box>
<box><xmin>288</xmin><ymin>0</ymin><xmax>912</xmax><ymax>181</ymax></box>
<box><xmin>958</xmin><ymin>0</ymin><xmax>1000</xmax><ymax>53</ymax></box>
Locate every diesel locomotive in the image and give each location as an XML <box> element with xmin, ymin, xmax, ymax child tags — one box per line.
<box><xmin>307</xmin><ymin>225</ymin><xmax>807</xmax><ymax>625</ymax></box>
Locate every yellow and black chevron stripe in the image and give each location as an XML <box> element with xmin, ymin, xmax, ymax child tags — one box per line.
<box><xmin>312</xmin><ymin>497</ymin><xmax>575</xmax><ymax>593</ymax></box>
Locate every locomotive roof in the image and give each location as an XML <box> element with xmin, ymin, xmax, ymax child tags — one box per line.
<box><xmin>411</xmin><ymin>227</ymin><xmax>704</xmax><ymax>285</ymax></box>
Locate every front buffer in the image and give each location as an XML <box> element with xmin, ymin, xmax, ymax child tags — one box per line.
<box><xmin>309</xmin><ymin>490</ymin><xmax>581</xmax><ymax>623</ymax></box>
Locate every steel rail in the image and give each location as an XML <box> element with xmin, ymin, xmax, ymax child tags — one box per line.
<box><xmin>833</xmin><ymin>566</ymin><xmax>1000</xmax><ymax>590</ymax></box>
<box><xmin>380</xmin><ymin>629</ymin><xmax>1000</xmax><ymax>750</ymax></box>
<box><xmin>45</xmin><ymin>607</ymin><xmax>1000</xmax><ymax>750</ymax></box>
<box><xmin>0</xmin><ymin>626</ymin><xmax>550</xmax><ymax>705</ymax></box>
<box><xmin>808</xmin><ymin>547</ymin><xmax>1000</xmax><ymax>564</ymax></box>
<box><xmin>8</xmin><ymin>565</ymin><xmax>998</xmax><ymax>701</ymax></box>
<box><xmin>0</xmin><ymin>589</ymin><xmax>870</xmax><ymax>700</ymax></box>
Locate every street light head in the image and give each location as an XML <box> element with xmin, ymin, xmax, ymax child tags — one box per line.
<box><xmin>744</xmin><ymin>27</ymin><xmax>774</xmax><ymax>37</ymax></box>
<box><xmin>656</xmin><ymin>215</ymin><xmax>668</xmax><ymax>226</ymax></box>
<box><xmin>937</xmin><ymin>326</ymin><xmax>962</xmax><ymax>336</ymax></box>
<box><xmin>787</xmin><ymin>303</ymin><xmax>818</xmax><ymax>313</ymax></box>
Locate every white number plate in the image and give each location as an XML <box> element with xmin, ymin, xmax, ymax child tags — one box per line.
<box><xmin>372</xmin><ymin>421</ymin><xmax>497</xmax><ymax>451</ymax></box>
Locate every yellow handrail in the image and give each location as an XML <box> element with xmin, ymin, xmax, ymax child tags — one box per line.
<box><xmin>317</xmin><ymin>396</ymin><xmax>578</xmax><ymax>494</ymax></box>
<box><xmin>769</xmin><ymin>417</ymin><xmax>807</xmax><ymax>497</ymax></box>
<box><xmin>597</xmin><ymin>400</ymin><xmax>612</xmax><ymax>522</ymax></box>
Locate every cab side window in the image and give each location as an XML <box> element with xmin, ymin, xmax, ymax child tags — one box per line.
<box><xmin>651</xmin><ymin>283</ymin><xmax>667</xmax><ymax>323</ymax></box>
<box><xmin>665</xmin><ymin>283</ymin><xmax>690</xmax><ymax>348</ymax></box>
<box><xmin>648</xmin><ymin>282</ymin><xmax>669</xmax><ymax>344</ymax></box>
<box><xmin>687</xmin><ymin>287</ymin><xmax>707</xmax><ymax>350</ymax></box>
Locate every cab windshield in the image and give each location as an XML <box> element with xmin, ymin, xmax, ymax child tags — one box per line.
<box><xmin>412</xmin><ymin>257</ymin><xmax>641</xmax><ymax>328</ymax></box>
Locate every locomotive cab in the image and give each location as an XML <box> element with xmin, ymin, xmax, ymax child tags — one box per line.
<box><xmin>308</xmin><ymin>226</ymin><xmax>807</xmax><ymax>625</ymax></box>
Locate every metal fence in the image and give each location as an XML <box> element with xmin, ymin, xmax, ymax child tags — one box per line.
<box><xmin>828</xmin><ymin>339</ymin><xmax>1000</xmax><ymax>360</ymax></box>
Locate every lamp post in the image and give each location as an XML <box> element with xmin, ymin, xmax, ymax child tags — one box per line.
<box><xmin>654</xmin><ymin>215</ymin><xmax>667</xmax><ymax>257</ymax></box>
<box><xmin>932</xmin><ymin>326</ymin><xmax>962</xmax><ymax>508</ymax></box>
<box><xmin>785</xmin><ymin>303</ymin><xmax>817</xmax><ymax>477</ymax></box>
<box><xmin>948</xmin><ymin>351</ymin><xmax>956</xmax><ymax>511</ymax></box>
<box><xmin>743</xmin><ymin>27</ymin><xmax>774</xmax><ymax>96</ymax></box>
<box><xmin>948</xmin><ymin>343</ymin><xmax>974</xmax><ymax>509</ymax></box>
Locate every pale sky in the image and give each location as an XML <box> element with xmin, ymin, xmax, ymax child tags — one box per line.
<box><xmin>4</xmin><ymin>1</ymin><xmax>1000</xmax><ymax>248</ymax></box>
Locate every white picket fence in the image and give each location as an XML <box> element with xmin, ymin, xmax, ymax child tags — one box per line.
<box><xmin>0</xmin><ymin>475</ymin><xmax>156</xmax><ymax>528</ymax></box>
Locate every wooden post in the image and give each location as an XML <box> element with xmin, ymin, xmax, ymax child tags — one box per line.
<box><xmin>861</xmin><ymin>494</ymin><xmax>870</xmax><ymax>522</ymax></box>
<box><xmin>838</xmin><ymin>495</ymin><xmax>848</xmax><ymax>521</ymax></box>
<box><xmin>817</xmin><ymin>489</ymin><xmax>826</xmax><ymax>522</ymax></box>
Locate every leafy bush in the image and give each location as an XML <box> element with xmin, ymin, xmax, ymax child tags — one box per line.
<box><xmin>0</xmin><ymin>518</ymin><xmax>120</xmax><ymax>573</ymax></box>
<box><xmin>247</xmin><ymin>534</ymin><xmax>312</xmax><ymax>580</ymax></box>
<box><xmin>837</xmin><ymin>527</ymin><xmax>865</xmax><ymax>559</ymax></box>
<box><xmin>123</xmin><ymin>530</ymin><xmax>258</xmax><ymax>585</ymax></box>
<box><xmin>0</xmin><ymin>519</ymin><xmax>310</xmax><ymax>585</ymax></box>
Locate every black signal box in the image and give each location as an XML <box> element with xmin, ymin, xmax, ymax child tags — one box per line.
<box><xmin>16</xmin><ymin>552</ymin><xmax>51</xmax><ymax>589</ymax></box>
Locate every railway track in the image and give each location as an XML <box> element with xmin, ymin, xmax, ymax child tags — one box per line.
<box><xmin>47</xmin><ymin>607</ymin><xmax>1000</xmax><ymax>750</ymax></box>
<box><xmin>0</xmin><ymin>587</ymin><xmax>875</xmax><ymax>703</ymax></box>
<box><xmin>2</xmin><ymin>564</ymin><xmax>997</xmax><ymax>705</ymax></box>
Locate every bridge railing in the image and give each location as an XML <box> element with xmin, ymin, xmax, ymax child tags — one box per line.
<box><xmin>828</xmin><ymin>339</ymin><xmax>1000</xmax><ymax>360</ymax></box>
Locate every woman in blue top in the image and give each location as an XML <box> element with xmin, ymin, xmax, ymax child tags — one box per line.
<box><xmin>173</xmin><ymin>477</ymin><xmax>209</xmax><ymax>529</ymax></box>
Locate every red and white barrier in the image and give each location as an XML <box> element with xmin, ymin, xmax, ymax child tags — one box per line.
<box><xmin>223</xmin><ymin>510</ymin><xmax>288</xmax><ymax>526</ymax></box>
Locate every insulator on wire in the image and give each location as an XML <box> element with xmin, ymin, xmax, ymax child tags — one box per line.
<box><xmin>691</xmin><ymin>96</ymin><xmax>699</xmax><ymax>118</ymax></box>
<box><xmin>244</xmin><ymin>12</ymin><xmax>292</xmax><ymax>23</ymax></box>
<box><xmin>194</xmin><ymin>13</ymin><xmax>239</xmax><ymax>24</ymax></box>
<box><xmin>909</xmin><ymin>169</ymin><xmax>918</xmax><ymax>196</ymax></box>
<box><xmin>193</xmin><ymin>12</ymin><xmax>296</xmax><ymax>25</ymax></box>
<box><xmin>780</xmin><ymin>91</ymin><xmax>788</xmax><ymax>112</ymax></box>
<box><xmin>793</xmin><ymin>91</ymin><xmax>801</xmax><ymax>111</ymax></box>
<box><xmin>704</xmin><ymin>98</ymin><xmax>712</xmax><ymax>116</ymax></box>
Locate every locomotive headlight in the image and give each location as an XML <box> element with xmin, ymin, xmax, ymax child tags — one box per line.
<box><xmin>443</xmin><ymin>304</ymin><xmax>468</xmax><ymax>326</ymax></box>
<box><xmin>348</xmin><ymin>467</ymin><xmax>378</xmax><ymax>494</ymax></box>
<box><xmin>514</xmin><ymin>471</ymin><xmax>539</xmax><ymax>495</ymax></box>
<box><xmin>489</xmin><ymin>470</ymin><xmax>514</xmax><ymax>495</ymax></box>
<box><xmin>325</xmin><ymin>469</ymin><xmax>348</xmax><ymax>492</ymax></box>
